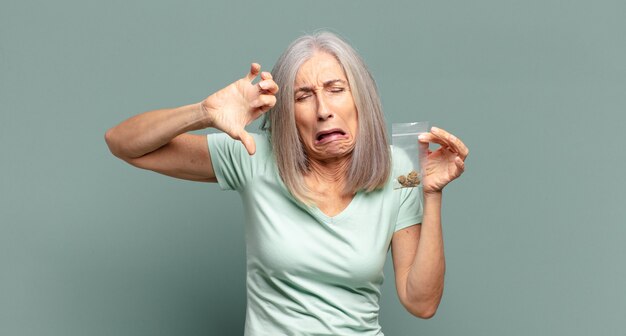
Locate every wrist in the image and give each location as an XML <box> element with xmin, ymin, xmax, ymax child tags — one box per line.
<box><xmin>423</xmin><ymin>190</ymin><xmax>442</xmax><ymax>201</ymax></box>
<box><xmin>198</xmin><ymin>99</ymin><xmax>216</xmax><ymax>128</ymax></box>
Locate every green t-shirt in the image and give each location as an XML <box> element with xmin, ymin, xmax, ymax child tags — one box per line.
<box><xmin>207</xmin><ymin>132</ymin><xmax>423</xmax><ymax>336</ymax></box>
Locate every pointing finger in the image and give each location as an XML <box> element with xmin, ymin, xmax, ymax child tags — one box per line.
<box><xmin>429</xmin><ymin>127</ymin><xmax>456</xmax><ymax>153</ymax></box>
<box><xmin>431</xmin><ymin>126</ymin><xmax>469</xmax><ymax>160</ymax></box>
<box><xmin>418</xmin><ymin>132</ymin><xmax>448</xmax><ymax>148</ymax></box>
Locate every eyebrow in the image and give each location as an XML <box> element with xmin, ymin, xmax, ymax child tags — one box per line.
<box><xmin>294</xmin><ymin>79</ymin><xmax>347</xmax><ymax>94</ymax></box>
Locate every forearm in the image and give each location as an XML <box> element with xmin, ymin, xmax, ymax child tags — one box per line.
<box><xmin>406</xmin><ymin>191</ymin><xmax>445</xmax><ymax>314</ymax></box>
<box><xmin>105</xmin><ymin>102</ymin><xmax>209</xmax><ymax>159</ymax></box>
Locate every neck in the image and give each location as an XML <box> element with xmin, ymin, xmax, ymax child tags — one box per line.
<box><xmin>305</xmin><ymin>156</ymin><xmax>352</xmax><ymax>194</ymax></box>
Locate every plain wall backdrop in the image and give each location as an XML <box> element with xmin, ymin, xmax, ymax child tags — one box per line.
<box><xmin>1</xmin><ymin>0</ymin><xmax>625</xmax><ymax>335</ymax></box>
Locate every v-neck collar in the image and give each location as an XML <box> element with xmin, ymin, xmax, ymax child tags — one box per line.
<box><xmin>308</xmin><ymin>191</ymin><xmax>363</xmax><ymax>224</ymax></box>
<box><xmin>267</xmin><ymin>150</ymin><xmax>362</xmax><ymax>225</ymax></box>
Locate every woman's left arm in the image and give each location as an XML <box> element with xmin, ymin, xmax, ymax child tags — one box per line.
<box><xmin>391</xmin><ymin>127</ymin><xmax>468</xmax><ymax>319</ymax></box>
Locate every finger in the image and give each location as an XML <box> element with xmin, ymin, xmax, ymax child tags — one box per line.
<box><xmin>442</xmin><ymin>128</ymin><xmax>469</xmax><ymax>160</ymax></box>
<box><xmin>260</xmin><ymin>71</ymin><xmax>273</xmax><ymax>80</ymax></box>
<box><xmin>430</xmin><ymin>127</ymin><xmax>456</xmax><ymax>152</ymax></box>
<box><xmin>258</xmin><ymin>79</ymin><xmax>279</xmax><ymax>94</ymax></box>
<box><xmin>237</xmin><ymin>130</ymin><xmax>256</xmax><ymax>155</ymax></box>
<box><xmin>457</xmin><ymin>137</ymin><xmax>469</xmax><ymax>160</ymax></box>
<box><xmin>429</xmin><ymin>127</ymin><xmax>461</xmax><ymax>158</ymax></box>
<box><xmin>454</xmin><ymin>156</ymin><xmax>465</xmax><ymax>176</ymax></box>
<box><xmin>418</xmin><ymin>140</ymin><xmax>429</xmax><ymax>166</ymax></box>
<box><xmin>432</xmin><ymin>126</ymin><xmax>469</xmax><ymax>160</ymax></box>
<box><xmin>418</xmin><ymin>132</ymin><xmax>449</xmax><ymax>149</ymax></box>
<box><xmin>455</xmin><ymin>155</ymin><xmax>465</xmax><ymax>170</ymax></box>
<box><xmin>246</xmin><ymin>63</ymin><xmax>261</xmax><ymax>82</ymax></box>
<box><xmin>251</xmin><ymin>94</ymin><xmax>277</xmax><ymax>109</ymax></box>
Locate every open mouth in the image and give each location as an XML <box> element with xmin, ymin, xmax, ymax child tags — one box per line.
<box><xmin>315</xmin><ymin>128</ymin><xmax>347</xmax><ymax>144</ymax></box>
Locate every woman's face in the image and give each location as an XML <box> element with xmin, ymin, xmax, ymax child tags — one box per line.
<box><xmin>293</xmin><ymin>52</ymin><xmax>358</xmax><ymax>162</ymax></box>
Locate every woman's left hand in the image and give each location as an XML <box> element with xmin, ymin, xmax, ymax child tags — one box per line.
<box><xmin>418</xmin><ymin>126</ymin><xmax>469</xmax><ymax>194</ymax></box>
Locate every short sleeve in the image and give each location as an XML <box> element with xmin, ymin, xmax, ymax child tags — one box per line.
<box><xmin>391</xmin><ymin>145</ymin><xmax>424</xmax><ymax>232</ymax></box>
<box><xmin>394</xmin><ymin>186</ymin><xmax>423</xmax><ymax>232</ymax></box>
<box><xmin>207</xmin><ymin>132</ymin><xmax>258</xmax><ymax>191</ymax></box>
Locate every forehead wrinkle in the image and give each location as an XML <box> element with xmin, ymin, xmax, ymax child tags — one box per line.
<box><xmin>294</xmin><ymin>79</ymin><xmax>347</xmax><ymax>94</ymax></box>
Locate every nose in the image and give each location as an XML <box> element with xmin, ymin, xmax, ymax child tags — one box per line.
<box><xmin>316</xmin><ymin>94</ymin><xmax>333</xmax><ymax>121</ymax></box>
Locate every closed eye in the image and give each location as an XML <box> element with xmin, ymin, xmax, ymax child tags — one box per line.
<box><xmin>329</xmin><ymin>87</ymin><xmax>345</xmax><ymax>93</ymax></box>
<box><xmin>295</xmin><ymin>94</ymin><xmax>312</xmax><ymax>102</ymax></box>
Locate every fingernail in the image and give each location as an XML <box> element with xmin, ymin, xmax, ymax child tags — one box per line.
<box><xmin>259</xmin><ymin>81</ymin><xmax>268</xmax><ymax>90</ymax></box>
<box><xmin>431</xmin><ymin>126</ymin><xmax>439</xmax><ymax>132</ymax></box>
<box><xmin>418</xmin><ymin>134</ymin><xmax>427</xmax><ymax>140</ymax></box>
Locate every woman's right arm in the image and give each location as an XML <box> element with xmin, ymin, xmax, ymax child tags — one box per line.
<box><xmin>104</xmin><ymin>63</ymin><xmax>278</xmax><ymax>182</ymax></box>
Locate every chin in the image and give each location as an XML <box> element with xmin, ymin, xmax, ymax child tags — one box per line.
<box><xmin>315</xmin><ymin>142</ymin><xmax>354</xmax><ymax>160</ymax></box>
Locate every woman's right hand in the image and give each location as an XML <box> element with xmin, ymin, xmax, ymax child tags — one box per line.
<box><xmin>201</xmin><ymin>63</ymin><xmax>279</xmax><ymax>155</ymax></box>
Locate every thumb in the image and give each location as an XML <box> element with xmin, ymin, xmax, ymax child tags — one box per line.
<box><xmin>418</xmin><ymin>139</ymin><xmax>429</xmax><ymax>167</ymax></box>
<box><xmin>238</xmin><ymin>130</ymin><xmax>256</xmax><ymax>155</ymax></box>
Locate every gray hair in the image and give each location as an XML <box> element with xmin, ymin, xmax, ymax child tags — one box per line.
<box><xmin>261</xmin><ymin>31</ymin><xmax>390</xmax><ymax>203</ymax></box>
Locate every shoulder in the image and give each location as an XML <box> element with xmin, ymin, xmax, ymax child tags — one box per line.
<box><xmin>250</xmin><ymin>132</ymin><xmax>272</xmax><ymax>158</ymax></box>
<box><xmin>207</xmin><ymin>132</ymin><xmax>275</xmax><ymax>190</ymax></box>
<box><xmin>208</xmin><ymin>132</ymin><xmax>272</xmax><ymax>157</ymax></box>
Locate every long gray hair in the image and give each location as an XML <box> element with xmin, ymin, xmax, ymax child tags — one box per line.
<box><xmin>261</xmin><ymin>31</ymin><xmax>390</xmax><ymax>203</ymax></box>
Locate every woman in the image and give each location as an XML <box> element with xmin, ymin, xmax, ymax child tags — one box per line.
<box><xmin>105</xmin><ymin>31</ymin><xmax>468</xmax><ymax>335</ymax></box>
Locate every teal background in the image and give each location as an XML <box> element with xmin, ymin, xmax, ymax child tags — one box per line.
<box><xmin>1</xmin><ymin>0</ymin><xmax>625</xmax><ymax>335</ymax></box>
